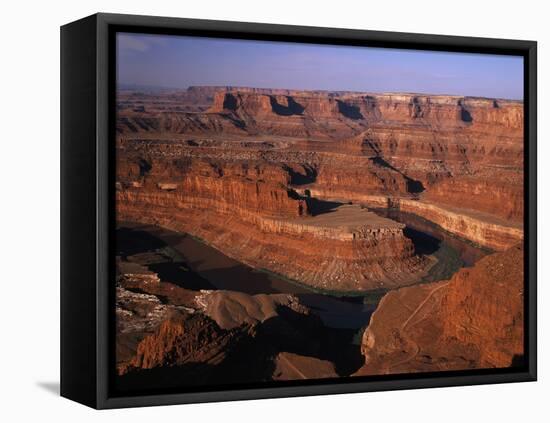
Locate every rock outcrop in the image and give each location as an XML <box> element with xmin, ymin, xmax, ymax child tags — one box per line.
<box><xmin>115</xmin><ymin>87</ymin><xmax>526</xmax><ymax>388</ymax></box>
<box><xmin>355</xmin><ymin>244</ymin><xmax>524</xmax><ymax>375</ymax></box>
<box><xmin>116</xmin><ymin>87</ymin><xmax>524</xmax><ymax>289</ymax></box>
<box><xmin>272</xmin><ymin>352</ymin><xmax>338</xmax><ymax>380</ymax></box>
<box><xmin>129</xmin><ymin>313</ymin><xmax>243</xmax><ymax>371</ymax></box>
<box><xmin>194</xmin><ymin>290</ymin><xmax>309</xmax><ymax>330</ymax></box>
<box><xmin>115</xmin><ymin>228</ymin><xmax>363</xmax><ymax>384</ymax></box>
<box><xmin>302</xmin><ymin>189</ymin><xmax>523</xmax><ymax>251</ymax></box>
<box><xmin>116</xmin><ymin>287</ymin><xmax>184</xmax><ymax>372</ymax></box>
<box><xmin>117</xmin><ymin>284</ymin><xmax>352</xmax><ymax>383</ymax></box>
<box><xmin>116</xmin><ymin>154</ymin><xmax>430</xmax><ymax>291</ymax></box>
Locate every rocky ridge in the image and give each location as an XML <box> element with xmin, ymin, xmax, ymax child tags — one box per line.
<box><xmin>116</xmin><ymin>87</ymin><xmax>524</xmax><ymax>290</ymax></box>
<box><xmin>355</xmin><ymin>244</ymin><xmax>524</xmax><ymax>375</ymax></box>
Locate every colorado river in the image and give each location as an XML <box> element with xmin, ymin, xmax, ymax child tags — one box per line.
<box><xmin>117</xmin><ymin>209</ymin><xmax>489</xmax><ymax>330</ymax></box>
<box><xmin>117</xmin><ymin>223</ymin><xmax>377</xmax><ymax>329</ymax></box>
<box><xmin>369</xmin><ymin>208</ymin><xmax>491</xmax><ymax>266</ymax></box>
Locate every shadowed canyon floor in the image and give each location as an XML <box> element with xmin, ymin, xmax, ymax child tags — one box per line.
<box><xmin>115</xmin><ymin>86</ymin><xmax>524</xmax><ymax>392</ymax></box>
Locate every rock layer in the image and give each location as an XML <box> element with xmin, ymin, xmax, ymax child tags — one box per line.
<box><xmin>116</xmin><ymin>155</ymin><xmax>430</xmax><ymax>291</ymax></box>
<box><xmin>116</xmin><ymin>87</ymin><xmax>524</xmax><ymax>288</ymax></box>
<box><xmin>300</xmin><ymin>189</ymin><xmax>523</xmax><ymax>251</ymax></box>
<box><xmin>129</xmin><ymin>313</ymin><xmax>243</xmax><ymax>371</ymax></box>
<box><xmin>355</xmin><ymin>244</ymin><xmax>524</xmax><ymax>375</ymax></box>
<box><xmin>273</xmin><ymin>352</ymin><xmax>338</xmax><ymax>380</ymax></box>
<box><xmin>115</xmin><ymin>87</ymin><xmax>526</xmax><ymax>386</ymax></box>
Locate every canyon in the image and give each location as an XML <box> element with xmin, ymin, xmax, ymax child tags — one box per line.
<box><xmin>115</xmin><ymin>224</ymin><xmax>365</xmax><ymax>387</ymax></box>
<box><xmin>115</xmin><ymin>86</ymin><xmax>525</xmax><ymax>391</ymax></box>
<box><xmin>355</xmin><ymin>243</ymin><xmax>524</xmax><ymax>374</ymax></box>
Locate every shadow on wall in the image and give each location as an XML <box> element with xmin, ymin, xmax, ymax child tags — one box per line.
<box><xmin>460</xmin><ymin>107</ymin><xmax>473</xmax><ymax>122</ymax></box>
<box><xmin>403</xmin><ymin>226</ymin><xmax>441</xmax><ymax>256</ymax></box>
<box><xmin>115</xmin><ymin>304</ymin><xmax>364</xmax><ymax>394</ymax></box>
<box><xmin>337</xmin><ymin>100</ymin><xmax>364</xmax><ymax>120</ymax></box>
<box><xmin>458</xmin><ymin>100</ymin><xmax>473</xmax><ymax>123</ymax></box>
<box><xmin>370</xmin><ymin>156</ymin><xmax>425</xmax><ymax>194</ymax></box>
<box><xmin>306</xmin><ymin>198</ymin><xmax>343</xmax><ymax>216</ymax></box>
<box><xmin>270</xmin><ymin>96</ymin><xmax>305</xmax><ymax>116</ymax></box>
<box><xmin>223</xmin><ymin>93</ymin><xmax>238</xmax><ymax>110</ymax></box>
<box><xmin>138</xmin><ymin>158</ymin><xmax>152</xmax><ymax>177</ymax></box>
<box><xmin>36</xmin><ymin>381</ymin><xmax>60</xmax><ymax>396</ymax></box>
<box><xmin>284</xmin><ymin>164</ymin><xmax>318</xmax><ymax>185</ymax></box>
<box><xmin>116</xmin><ymin>226</ymin><xmax>167</xmax><ymax>256</ymax></box>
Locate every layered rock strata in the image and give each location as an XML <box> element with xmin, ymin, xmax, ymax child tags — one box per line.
<box><xmin>116</xmin><ymin>87</ymin><xmax>524</xmax><ymax>288</ymax></box>
<box><xmin>117</xmin><ymin>281</ymin><xmax>351</xmax><ymax>383</ymax></box>
<box><xmin>299</xmin><ymin>188</ymin><xmax>523</xmax><ymax>251</ymax></box>
<box><xmin>355</xmin><ymin>244</ymin><xmax>524</xmax><ymax>375</ymax></box>
<box><xmin>115</xmin><ymin>87</ymin><xmax>526</xmax><ymax>384</ymax></box>
<box><xmin>117</xmin><ymin>154</ymin><xmax>430</xmax><ymax>291</ymax></box>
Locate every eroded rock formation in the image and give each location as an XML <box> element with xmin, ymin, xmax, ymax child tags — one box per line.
<box><xmin>194</xmin><ymin>290</ymin><xmax>310</xmax><ymax>330</ymax></box>
<box><xmin>116</xmin><ymin>153</ymin><xmax>430</xmax><ymax>290</ymax></box>
<box><xmin>117</xmin><ymin>282</ymin><xmax>353</xmax><ymax>383</ymax></box>
<box><xmin>355</xmin><ymin>244</ymin><xmax>524</xmax><ymax>375</ymax></box>
<box><xmin>115</xmin><ymin>86</ymin><xmax>525</xmax><ymax>387</ymax></box>
<box><xmin>272</xmin><ymin>352</ymin><xmax>338</xmax><ymax>380</ymax></box>
<box><xmin>129</xmin><ymin>313</ymin><xmax>244</xmax><ymax>371</ymax></box>
<box><xmin>117</xmin><ymin>87</ymin><xmax>523</xmax><ymax>260</ymax></box>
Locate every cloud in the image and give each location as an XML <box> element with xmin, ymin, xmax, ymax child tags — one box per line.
<box><xmin>117</xmin><ymin>33</ymin><xmax>167</xmax><ymax>53</ymax></box>
<box><xmin>118</xmin><ymin>34</ymin><xmax>150</xmax><ymax>52</ymax></box>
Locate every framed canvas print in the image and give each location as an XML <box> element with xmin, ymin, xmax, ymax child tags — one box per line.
<box><xmin>60</xmin><ymin>13</ymin><xmax>537</xmax><ymax>409</ymax></box>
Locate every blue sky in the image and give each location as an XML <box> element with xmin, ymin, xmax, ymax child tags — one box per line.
<box><xmin>117</xmin><ymin>32</ymin><xmax>524</xmax><ymax>100</ymax></box>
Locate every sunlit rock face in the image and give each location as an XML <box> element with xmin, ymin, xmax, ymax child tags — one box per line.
<box><xmin>115</xmin><ymin>86</ymin><xmax>525</xmax><ymax>386</ymax></box>
<box><xmin>116</xmin><ymin>87</ymin><xmax>522</xmax><ymax>290</ymax></box>
<box><xmin>355</xmin><ymin>244</ymin><xmax>524</xmax><ymax>375</ymax></box>
<box><xmin>116</xmin><ymin>167</ymin><xmax>427</xmax><ymax>291</ymax></box>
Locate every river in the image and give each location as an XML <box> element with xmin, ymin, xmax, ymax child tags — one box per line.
<box><xmin>117</xmin><ymin>210</ymin><xmax>489</xmax><ymax>331</ymax></box>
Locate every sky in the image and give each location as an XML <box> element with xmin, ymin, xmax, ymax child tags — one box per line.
<box><xmin>117</xmin><ymin>32</ymin><xmax>524</xmax><ymax>100</ymax></box>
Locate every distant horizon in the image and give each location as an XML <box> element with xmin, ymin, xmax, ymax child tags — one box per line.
<box><xmin>116</xmin><ymin>82</ymin><xmax>524</xmax><ymax>102</ymax></box>
<box><xmin>117</xmin><ymin>33</ymin><xmax>524</xmax><ymax>101</ymax></box>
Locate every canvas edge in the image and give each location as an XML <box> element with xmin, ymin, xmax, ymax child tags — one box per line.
<box><xmin>59</xmin><ymin>12</ymin><xmax>537</xmax><ymax>409</ymax></box>
<box><xmin>60</xmin><ymin>13</ymin><xmax>99</xmax><ymax>409</ymax></box>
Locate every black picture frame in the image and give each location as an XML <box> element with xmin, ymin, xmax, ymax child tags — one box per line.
<box><xmin>61</xmin><ymin>12</ymin><xmax>537</xmax><ymax>409</ymax></box>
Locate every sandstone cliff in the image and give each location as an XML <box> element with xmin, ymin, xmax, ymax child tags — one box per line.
<box><xmin>116</xmin><ymin>153</ymin><xmax>430</xmax><ymax>291</ymax></box>
<box><xmin>129</xmin><ymin>313</ymin><xmax>243</xmax><ymax>371</ymax></box>
<box><xmin>117</xmin><ymin>283</ymin><xmax>352</xmax><ymax>384</ymax></box>
<box><xmin>117</xmin><ymin>88</ymin><xmax>523</xmax><ymax>220</ymax></box>
<box><xmin>355</xmin><ymin>244</ymin><xmax>524</xmax><ymax>375</ymax></box>
<box><xmin>206</xmin><ymin>91</ymin><xmax>523</xmax><ymax>142</ymax></box>
<box><xmin>116</xmin><ymin>87</ymin><xmax>524</xmax><ymax>289</ymax></box>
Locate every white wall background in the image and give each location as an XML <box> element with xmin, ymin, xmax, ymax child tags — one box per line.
<box><xmin>1</xmin><ymin>0</ymin><xmax>546</xmax><ymax>420</ymax></box>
